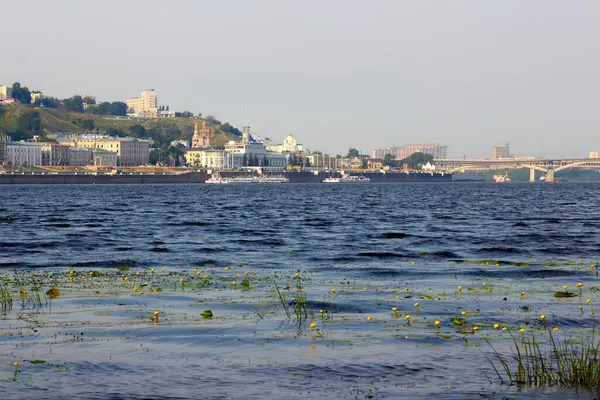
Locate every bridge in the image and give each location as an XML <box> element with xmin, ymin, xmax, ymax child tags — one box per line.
<box><xmin>433</xmin><ymin>158</ymin><xmax>600</xmax><ymax>182</ymax></box>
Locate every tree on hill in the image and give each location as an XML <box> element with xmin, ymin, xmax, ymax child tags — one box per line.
<box><xmin>11</xmin><ymin>82</ymin><xmax>32</xmax><ymax>104</ymax></box>
<box><xmin>175</xmin><ymin>111</ymin><xmax>194</xmax><ymax>118</ymax></box>
<box><xmin>220</xmin><ymin>122</ymin><xmax>242</xmax><ymax>136</ymax></box>
<box><xmin>205</xmin><ymin>115</ymin><xmax>221</xmax><ymax>125</ymax></box>
<box><xmin>347</xmin><ymin>148</ymin><xmax>360</xmax><ymax>158</ymax></box>
<box><xmin>383</xmin><ymin>153</ymin><xmax>400</xmax><ymax>168</ymax></box>
<box><xmin>86</xmin><ymin>101</ymin><xmax>127</xmax><ymax>116</ymax></box>
<box><xmin>129</xmin><ymin>124</ymin><xmax>146</xmax><ymax>137</ymax></box>
<box><xmin>71</xmin><ymin>118</ymin><xmax>95</xmax><ymax>130</ymax></box>
<box><xmin>402</xmin><ymin>152</ymin><xmax>433</xmax><ymax>169</ymax></box>
<box><xmin>34</xmin><ymin>97</ymin><xmax>58</xmax><ymax>108</ymax></box>
<box><xmin>62</xmin><ymin>96</ymin><xmax>85</xmax><ymax>113</ymax></box>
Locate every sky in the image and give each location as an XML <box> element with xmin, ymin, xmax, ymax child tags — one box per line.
<box><xmin>1</xmin><ymin>0</ymin><xmax>599</xmax><ymax>158</ymax></box>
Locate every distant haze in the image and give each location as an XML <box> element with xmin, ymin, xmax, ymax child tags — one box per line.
<box><xmin>1</xmin><ymin>0</ymin><xmax>599</xmax><ymax>158</ymax></box>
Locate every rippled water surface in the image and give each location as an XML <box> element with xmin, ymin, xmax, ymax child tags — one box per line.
<box><xmin>0</xmin><ymin>183</ymin><xmax>599</xmax><ymax>399</ymax></box>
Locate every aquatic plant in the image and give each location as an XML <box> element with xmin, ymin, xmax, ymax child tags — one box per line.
<box><xmin>486</xmin><ymin>327</ymin><xmax>600</xmax><ymax>389</ymax></box>
<box><xmin>13</xmin><ymin>361</ymin><xmax>18</xmax><ymax>381</ymax></box>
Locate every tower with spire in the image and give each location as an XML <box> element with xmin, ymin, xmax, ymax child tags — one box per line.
<box><xmin>200</xmin><ymin>121</ymin><xmax>210</xmax><ymax>148</ymax></box>
<box><xmin>191</xmin><ymin>122</ymin><xmax>201</xmax><ymax>148</ymax></box>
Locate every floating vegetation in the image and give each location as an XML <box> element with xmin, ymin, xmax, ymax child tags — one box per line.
<box><xmin>554</xmin><ymin>292</ymin><xmax>577</xmax><ymax>298</ymax></box>
<box><xmin>45</xmin><ymin>288</ymin><xmax>60</xmax><ymax>298</ymax></box>
<box><xmin>201</xmin><ymin>310</ymin><xmax>213</xmax><ymax>318</ymax></box>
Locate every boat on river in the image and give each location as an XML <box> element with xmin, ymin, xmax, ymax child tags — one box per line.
<box><xmin>493</xmin><ymin>173</ymin><xmax>511</xmax><ymax>183</ymax></box>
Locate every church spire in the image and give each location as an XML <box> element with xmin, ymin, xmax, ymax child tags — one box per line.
<box><xmin>191</xmin><ymin>122</ymin><xmax>201</xmax><ymax>148</ymax></box>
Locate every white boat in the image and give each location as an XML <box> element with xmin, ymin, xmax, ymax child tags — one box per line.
<box><xmin>323</xmin><ymin>177</ymin><xmax>341</xmax><ymax>183</ymax></box>
<box><xmin>341</xmin><ymin>175</ymin><xmax>370</xmax><ymax>183</ymax></box>
<box><xmin>222</xmin><ymin>176</ymin><xmax>260</xmax><ymax>184</ymax></box>
<box><xmin>206</xmin><ymin>175</ymin><xmax>223</xmax><ymax>184</ymax></box>
<box><xmin>259</xmin><ymin>176</ymin><xmax>289</xmax><ymax>183</ymax></box>
<box><xmin>493</xmin><ymin>173</ymin><xmax>511</xmax><ymax>183</ymax></box>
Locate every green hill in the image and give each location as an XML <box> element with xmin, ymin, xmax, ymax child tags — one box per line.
<box><xmin>0</xmin><ymin>104</ymin><xmax>240</xmax><ymax>148</ymax></box>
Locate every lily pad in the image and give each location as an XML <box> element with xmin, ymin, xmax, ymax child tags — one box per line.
<box><xmin>554</xmin><ymin>292</ymin><xmax>577</xmax><ymax>298</ymax></box>
<box><xmin>29</xmin><ymin>360</ymin><xmax>47</xmax><ymax>364</ymax></box>
<box><xmin>46</xmin><ymin>288</ymin><xmax>60</xmax><ymax>298</ymax></box>
<box><xmin>117</xmin><ymin>266</ymin><xmax>130</xmax><ymax>271</ymax></box>
<box><xmin>201</xmin><ymin>310</ymin><xmax>213</xmax><ymax>318</ymax></box>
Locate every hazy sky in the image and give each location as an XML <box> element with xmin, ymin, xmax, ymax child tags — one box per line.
<box><xmin>1</xmin><ymin>0</ymin><xmax>599</xmax><ymax>158</ymax></box>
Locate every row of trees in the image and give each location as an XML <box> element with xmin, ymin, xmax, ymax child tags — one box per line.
<box><xmin>6</xmin><ymin>82</ymin><xmax>128</xmax><ymax>116</ymax></box>
<box><xmin>383</xmin><ymin>152</ymin><xmax>434</xmax><ymax>169</ymax></box>
<box><xmin>241</xmin><ymin>153</ymin><xmax>269</xmax><ymax>167</ymax></box>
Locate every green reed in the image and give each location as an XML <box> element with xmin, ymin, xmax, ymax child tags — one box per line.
<box><xmin>486</xmin><ymin>325</ymin><xmax>600</xmax><ymax>389</ymax></box>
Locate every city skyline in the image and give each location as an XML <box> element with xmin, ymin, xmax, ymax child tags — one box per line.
<box><xmin>1</xmin><ymin>0</ymin><xmax>599</xmax><ymax>158</ymax></box>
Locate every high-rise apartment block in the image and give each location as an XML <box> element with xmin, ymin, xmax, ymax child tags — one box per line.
<box><xmin>371</xmin><ymin>143</ymin><xmax>448</xmax><ymax>160</ymax></box>
<box><xmin>590</xmin><ymin>151</ymin><xmax>599</xmax><ymax>159</ymax></box>
<box><xmin>0</xmin><ymin>85</ymin><xmax>13</xmax><ymax>100</ymax></box>
<box><xmin>126</xmin><ymin>89</ymin><xmax>158</xmax><ymax>117</ymax></box>
<box><xmin>492</xmin><ymin>143</ymin><xmax>512</xmax><ymax>160</ymax></box>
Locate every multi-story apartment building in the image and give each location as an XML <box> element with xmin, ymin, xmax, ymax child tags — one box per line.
<box><xmin>0</xmin><ymin>85</ymin><xmax>12</xmax><ymax>100</ymax></box>
<box><xmin>57</xmin><ymin>136</ymin><xmax>150</xmax><ymax>166</ymax></box>
<box><xmin>590</xmin><ymin>151</ymin><xmax>599</xmax><ymax>159</ymax></box>
<box><xmin>492</xmin><ymin>143</ymin><xmax>512</xmax><ymax>160</ymax></box>
<box><xmin>185</xmin><ymin>149</ymin><xmax>231</xmax><ymax>169</ymax></box>
<box><xmin>93</xmin><ymin>149</ymin><xmax>118</xmax><ymax>167</ymax></box>
<box><xmin>306</xmin><ymin>153</ymin><xmax>338</xmax><ymax>170</ymax></box>
<box><xmin>371</xmin><ymin>143</ymin><xmax>448</xmax><ymax>160</ymax></box>
<box><xmin>0</xmin><ymin>133</ymin><xmax>6</xmax><ymax>165</ymax></box>
<box><xmin>126</xmin><ymin>89</ymin><xmax>158</xmax><ymax>117</ymax></box>
<box><xmin>5</xmin><ymin>142</ymin><xmax>43</xmax><ymax>166</ymax></box>
<box><xmin>67</xmin><ymin>147</ymin><xmax>93</xmax><ymax>166</ymax></box>
<box><xmin>41</xmin><ymin>143</ymin><xmax>70</xmax><ymax>166</ymax></box>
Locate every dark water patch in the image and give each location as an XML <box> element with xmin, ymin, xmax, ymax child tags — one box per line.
<box><xmin>281</xmin><ymin>362</ymin><xmax>429</xmax><ymax>380</ymax></box>
<box><xmin>430</xmin><ymin>250</ymin><xmax>460</xmax><ymax>258</ymax></box>
<box><xmin>237</xmin><ymin>239</ymin><xmax>286</xmax><ymax>246</ymax></box>
<box><xmin>70</xmin><ymin>260</ymin><xmax>139</xmax><ymax>269</ymax></box>
<box><xmin>39</xmin><ymin>242</ymin><xmax>59</xmax><ymax>248</ymax></box>
<box><xmin>0</xmin><ymin>217</ymin><xmax>17</xmax><ymax>222</ymax></box>
<box><xmin>85</xmin><ymin>223</ymin><xmax>102</xmax><ymax>228</ymax></box>
<box><xmin>180</xmin><ymin>221</ymin><xmax>212</xmax><ymax>226</ymax></box>
<box><xmin>49</xmin><ymin>223</ymin><xmax>71</xmax><ymax>228</ymax></box>
<box><xmin>359</xmin><ymin>267</ymin><xmax>402</xmax><ymax>277</ymax></box>
<box><xmin>379</xmin><ymin>232</ymin><xmax>408</xmax><ymax>239</ymax></box>
<box><xmin>358</xmin><ymin>252</ymin><xmax>409</xmax><ymax>258</ymax></box>
<box><xmin>480</xmin><ymin>247</ymin><xmax>522</xmax><ymax>254</ymax></box>
<box><xmin>0</xmin><ymin>242</ymin><xmax>21</xmax><ymax>248</ymax></box>
<box><xmin>303</xmin><ymin>218</ymin><xmax>334</xmax><ymax>227</ymax></box>
<box><xmin>513</xmin><ymin>222</ymin><xmax>529</xmax><ymax>227</ymax></box>
<box><xmin>116</xmin><ymin>247</ymin><xmax>132</xmax><ymax>251</ymax></box>
<box><xmin>151</xmin><ymin>247</ymin><xmax>169</xmax><ymax>253</ymax></box>
<box><xmin>435</xmin><ymin>215</ymin><xmax>453</xmax><ymax>220</ymax></box>
<box><xmin>291</xmin><ymin>299</ymin><xmax>378</xmax><ymax>314</ymax></box>
<box><xmin>480</xmin><ymin>268</ymin><xmax>578</xmax><ymax>279</ymax></box>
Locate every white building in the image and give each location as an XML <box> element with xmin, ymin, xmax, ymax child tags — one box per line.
<box><xmin>265</xmin><ymin>133</ymin><xmax>305</xmax><ymax>153</ymax></box>
<box><xmin>6</xmin><ymin>142</ymin><xmax>43</xmax><ymax>166</ymax></box>
<box><xmin>126</xmin><ymin>89</ymin><xmax>158</xmax><ymax>117</ymax></box>
<box><xmin>0</xmin><ymin>85</ymin><xmax>12</xmax><ymax>100</ymax></box>
<box><xmin>589</xmin><ymin>151</ymin><xmax>599</xmax><ymax>159</ymax></box>
<box><xmin>56</xmin><ymin>135</ymin><xmax>150</xmax><ymax>166</ymax></box>
<box><xmin>158</xmin><ymin>109</ymin><xmax>176</xmax><ymax>118</ymax></box>
<box><xmin>185</xmin><ymin>122</ymin><xmax>287</xmax><ymax>170</ymax></box>
<box><xmin>93</xmin><ymin>149</ymin><xmax>118</xmax><ymax>167</ymax></box>
<box><xmin>68</xmin><ymin>147</ymin><xmax>92</xmax><ymax>166</ymax></box>
<box><xmin>41</xmin><ymin>143</ymin><xmax>69</xmax><ymax>166</ymax></box>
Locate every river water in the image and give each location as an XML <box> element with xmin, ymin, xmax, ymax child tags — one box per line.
<box><xmin>0</xmin><ymin>183</ymin><xmax>599</xmax><ymax>399</ymax></box>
